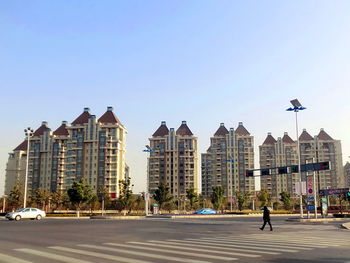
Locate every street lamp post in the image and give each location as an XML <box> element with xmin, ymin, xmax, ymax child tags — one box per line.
<box><xmin>24</xmin><ymin>127</ymin><xmax>34</xmax><ymax>208</ymax></box>
<box><xmin>2</xmin><ymin>195</ymin><xmax>7</xmax><ymax>213</ymax></box>
<box><xmin>143</xmin><ymin>145</ymin><xmax>154</xmax><ymax>216</ymax></box>
<box><xmin>287</xmin><ymin>99</ymin><xmax>306</xmax><ymax>218</ymax></box>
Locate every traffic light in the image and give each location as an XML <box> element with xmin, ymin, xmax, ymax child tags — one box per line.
<box><xmin>290</xmin><ymin>165</ymin><xmax>299</xmax><ymax>173</ymax></box>
<box><xmin>245</xmin><ymin>170</ymin><xmax>253</xmax><ymax>177</ymax></box>
<box><xmin>261</xmin><ymin>168</ymin><xmax>270</xmax><ymax>176</ymax></box>
<box><xmin>278</xmin><ymin>167</ymin><xmax>288</xmax><ymax>175</ymax></box>
<box><xmin>315</xmin><ymin>161</ymin><xmax>330</xmax><ymax>171</ymax></box>
<box><xmin>345</xmin><ymin>192</ymin><xmax>350</xmax><ymax>201</ymax></box>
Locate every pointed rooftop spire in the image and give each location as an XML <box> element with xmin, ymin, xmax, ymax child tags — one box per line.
<box><xmin>71</xmin><ymin>107</ymin><xmax>91</xmax><ymax>125</ymax></box>
<box><xmin>262</xmin><ymin>132</ymin><xmax>277</xmax><ymax>145</ymax></box>
<box><xmin>176</xmin><ymin>121</ymin><xmax>194</xmax><ymax>136</ymax></box>
<box><xmin>152</xmin><ymin>121</ymin><xmax>169</xmax><ymax>137</ymax></box>
<box><xmin>282</xmin><ymin>132</ymin><xmax>295</xmax><ymax>144</ymax></box>
<box><xmin>33</xmin><ymin>121</ymin><xmax>50</xmax><ymax>136</ymax></box>
<box><xmin>98</xmin><ymin>106</ymin><xmax>122</xmax><ymax>125</ymax></box>
<box><xmin>317</xmin><ymin>128</ymin><xmax>333</xmax><ymax>140</ymax></box>
<box><xmin>214</xmin><ymin>123</ymin><xmax>229</xmax><ymax>136</ymax></box>
<box><xmin>13</xmin><ymin>140</ymin><xmax>27</xmax><ymax>151</ymax></box>
<box><xmin>299</xmin><ymin>129</ymin><xmax>314</xmax><ymax>141</ymax></box>
<box><xmin>53</xmin><ymin>121</ymin><xmax>69</xmax><ymax>136</ymax></box>
<box><xmin>235</xmin><ymin>122</ymin><xmax>250</xmax><ymax>135</ymax></box>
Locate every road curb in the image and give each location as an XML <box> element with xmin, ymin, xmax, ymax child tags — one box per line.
<box><xmin>90</xmin><ymin>216</ymin><xmax>145</xmax><ymax>220</ymax></box>
<box><xmin>341</xmin><ymin>222</ymin><xmax>350</xmax><ymax>229</ymax></box>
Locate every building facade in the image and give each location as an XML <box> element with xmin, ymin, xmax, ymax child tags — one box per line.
<box><xmin>259</xmin><ymin>132</ymin><xmax>298</xmax><ymax>200</ymax></box>
<box><xmin>259</xmin><ymin>128</ymin><xmax>344</xmax><ymax>199</ymax></box>
<box><xmin>147</xmin><ymin>121</ymin><xmax>199</xmax><ymax>198</ymax></box>
<box><xmin>344</xmin><ymin>162</ymin><xmax>350</xmax><ymax>188</ymax></box>
<box><xmin>201</xmin><ymin>122</ymin><xmax>255</xmax><ymax>199</ymax></box>
<box><xmin>5</xmin><ymin>107</ymin><xmax>127</xmax><ymax>198</ymax></box>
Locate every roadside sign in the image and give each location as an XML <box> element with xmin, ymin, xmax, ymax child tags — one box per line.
<box><xmin>319</xmin><ymin>188</ymin><xmax>350</xmax><ymax>196</ymax></box>
<box><xmin>306</xmin><ymin>196</ymin><xmax>314</xmax><ymax>202</ymax></box>
<box><xmin>307</xmin><ymin>204</ymin><xmax>315</xmax><ymax>211</ymax></box>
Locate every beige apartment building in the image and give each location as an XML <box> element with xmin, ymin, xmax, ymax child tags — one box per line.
<box><xmin>201</xmin><ymin>122</ymin><xmax>255</xmax><ymax>198</ymax></box>
<box><xmin>5</xmin><ymin>107</ymin><xmax>127</xmax><ymax>199</ymax></box>
<box><xmin>344</xmin><ymin>162</ymin><xmax>350</xmax><ymax>188</ymax></box>
<box><xmin>259</xmin><ymin>128</ymin><xmax>344</xmax><ymax>200</ymax></box>
<box><xmin>147</xmin><ymin>121</ymin><xmax>198</xmax><ymax>197</ymax></box>
<box><xmin>259</xmin><ymin>132</ymin><xmax>298</xmax><ymax>200</ymax></box>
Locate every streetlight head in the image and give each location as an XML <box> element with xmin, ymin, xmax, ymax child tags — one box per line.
<box><xmin>290</xmin><ymin>99</ymin><xmax>302</xmax><ymax>108</ymax></box>
<box><xmin>299</xmin><ymin>106</ymin><xmax>306</xmax><ymax>110</ymax></box>
<box><xmin>286</xmin><ymin>107</ymin><xmax>294</xmax><ymax>111</ymax></box>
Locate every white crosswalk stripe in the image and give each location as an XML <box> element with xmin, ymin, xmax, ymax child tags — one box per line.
<box><xmin>200</xmin><ymin>236</ymin><xmax>322</xmax><ymax>248</ymax></box>
<box><xmin>0</xmin><ymin>253</ymin><xmax>33</xmax><ymax>263</ymax></box>
<box><xmin>78</xmin><ymin>244</ymin><xmax>210</xmax><ymax>263</ymax></box>
<box><xmin>15</xmin><ymin>248</ymin><xmax>93</xmax><ymax>263</ymax></box>
<box><xmin>185</xmin><ymin>237</ymin><xmax>301</xmax><ymax>252</ymax></box>
<box><xmin>205</xmin><ymin>236</ymin><xmax>319</xmax><ymax>248</ymax></box>
<box><xmin>3</xmin><ymin>231</ymin><xmax>349</xmax><ymax>263</ymax></box>
<box><xmin>126</xmin><ymin>241</ymin><xmax>238</xmax><ymax>261</ymax></box>
<box><xmin>49</xmin><ymin>246</ymin><xmax>154</xmax><ymax>263</ymax></box>
<box><xmin>164</xmin><ymin>239</ymin><xmax>281</xmax><ymax>255</ymax></box>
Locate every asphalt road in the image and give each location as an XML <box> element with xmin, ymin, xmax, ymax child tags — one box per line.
<box><xmin>0</xmin><ymin>216</ymin><xmax>349</xmax><ymax>263</ymax></box>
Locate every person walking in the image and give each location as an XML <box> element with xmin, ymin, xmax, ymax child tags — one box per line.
<box><xmin>260</xmin><ymin>206</ymin><xmax>273</xmax><ymax>231</ymax></box>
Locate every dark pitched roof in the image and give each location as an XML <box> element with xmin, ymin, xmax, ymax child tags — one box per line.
<box><xmin>13</xmin><ymin>140</ymin><xmax>27</xmax><ymax>151</ymax></box>
<box><xmin>282</xmin><ymin>133</ymin><xmax>295</xmax><ymax>144</ymax></box>
<box><xmin>33</xmin><ymin>122</ymin><xmax>50</xmax><ymax>136</ymax></box>
<box><xmin>153</xmin><ymin>121</ymin><xmax>169</xmax><ymax>137</ymax></box>
<box><xmin>72</xmin><ymin>108</ymin><xmax>91</xmax><ymax>125</ymax></box>
<box><xmin>53</xmin><ymin>121</ymin><xmax>69</xmax><ymax>136</ymax></box>
<box><xmin>98</xmin><ymin>107</ymin><xmax>122</xmax><ymax>125</ymax></box>
<box><xmin>235</xmin><ymin>122</ymin><xmax>250</xmax><ymax>135</ymax></box>
<box><xmin>299</xmin><ymin>129</ymin><xmax>314</xmax><ymax>141</ymax></box>
<box><xmin>176</xmin><ymin>121</ymin><xmax>193</xmax><ymax>136</ymax></box>
<box><xmin>214</xmin><ymin>123</ymin><xmax>229</xmax><ymax>136</ymax></box>
<box><xmin>262</xmin><ymin>133</ymin><xmax>277</xmax><ymax>145</ymax></box>
<box><xmin>317</xmin><ymin>129</ymin><xmax>333</xmax><ymax>140</ymax></box>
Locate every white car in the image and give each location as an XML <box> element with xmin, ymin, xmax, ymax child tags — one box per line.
<box><xmin>5</xmin><ymin>208</ymin><xmax>46</xmax><ymax>221</ymax></box>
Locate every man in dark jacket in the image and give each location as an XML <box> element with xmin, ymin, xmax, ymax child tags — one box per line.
<box><xmin>260</xmin><ymin>206</ymin><xmax>273</xmax><ymax>231</ymax></box>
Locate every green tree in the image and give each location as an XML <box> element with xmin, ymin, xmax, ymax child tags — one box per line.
<box><xmin>51</xmin><ymin>191</ymin><xmax>69</xmax><ymax>210</ymax></box>
<box><xmin>186</xmin><ymin>187</ymin><xmax>198</xmax><ymax>210</ymax></box>
<box><xmin>280</xmin><ymin>191</ymin><xmax>292</xmax><ymax>210</ymax></box>
<box><xmin>97</xmin><ymin>186</ymin><xmax>111</xmax><ymax>210</ymax></box>
<box><xmin>210</xmin><ymin>186</ymin><xmax>225</xmax><ymax>211</ymax></box>
<box><xmin>237</xmin><ymin>191</ymin><xmax>249</xmax><ymax>211</ymax></box>
<box><xmin>153</xmin><ymin>183</ymin><xmax>173</xmax><ymax>211</ymax></box>
<box><xmin>8</xmin><ymin>182</ymin><xmax>23</xmax><ymax>209</ymax></box>
<box><xmin>67</xmin><ymin>179</ymin><xmax>95</xmax><ymax>217</ymax></box>
<box><xmin>32</xmin><ymin>189</ymin><xmax>50</xmax><ymax>210</ymax></box>
<box><xmin>258</xmin><ymin>189</ymin><xmax>271</xmax><ymax>207</ymax></box>
<box><xmin>118</xmin><ymin>177</ymin><xmax>134</xmax><ymax>214</ymax></box>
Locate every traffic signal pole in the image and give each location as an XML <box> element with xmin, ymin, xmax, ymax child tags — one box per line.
<box><xmin>295</xmin><ymin>111</ymin><xmax>304</xmax><ymax>218</ymax></box>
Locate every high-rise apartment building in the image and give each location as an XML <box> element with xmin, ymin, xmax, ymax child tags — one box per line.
<box><xmin>5</xmin><ymin>107</ymin><xmax>127</xmax><ymax>198</ymax></box>
<box><xmin>259</xmin><ymin>128</ymin><xmax>344</xmax><ymax>199</ymax></box>
<box><xmin>147</xmin><ymin>121</ymin><xmax>198</xmax><ymax>197</ymax></box>
<box><xmin>299</xmin><ymin>129</ymin><xmax>344</xmax><ymax>190</ymax></box>
<box><xmin>201</xmin><ymin>122</ymin><xmax>255</xmax><ymax>198</ymax></box>
<box><xmin>344</xmin><ymin>162</ymin><xmax>350</xmax><ymax>188</ymax></box>
<box><xmin>259</xmin><ymin>132</ymin><xmax>298</xmax><ymax>200</ymax></box>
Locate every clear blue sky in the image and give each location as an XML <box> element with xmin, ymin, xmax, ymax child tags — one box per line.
<box><xmin>1</xmin><ymin>1</ymin><xmax>350</xmax><ymax>194</ymax></box>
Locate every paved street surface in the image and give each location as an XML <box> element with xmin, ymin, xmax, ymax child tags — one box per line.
<box><xmin>0</xmin><ymin>216</ymin><xmax>349</xmax><ymax>263</ymax></box>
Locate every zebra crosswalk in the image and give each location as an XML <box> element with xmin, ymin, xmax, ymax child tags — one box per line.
<box><xmin>0</xmin><ymin>231</ymin><xmax>349</xmax><ymax>263</ymax></box>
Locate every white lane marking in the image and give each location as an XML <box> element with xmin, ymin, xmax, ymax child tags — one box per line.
<box><xmin>49</xmin><ymin>246</ymin><xmax>153</xmax><ymax>263</ymax></box>
<box><xmin>184</xmin><ymin>238</ymin><xmax>300</xmax><ymax>252</ymax></box>
<box><xmin>203</xmin><ymin>237</ymin><xmax>320</xmax><ymax>249</ymax></box>
<box><xmin>127</xmin><ymin>242</ymin><xmax>237</xmax><ymax>261</ymax></box>
<box><xmin>15</xmin><ymin>248</ymin><xmax>92</xmax><ymax>263</ymax></box>
<box><xmin>165</xmin><ymin>240</ymin><xmax>280</xmax><ymax>255</ymax></box>
<box><xmin>147</xmin><ymin>240</ymin><xmax>260</xmax><ymax>258</ymax></box>
<box><xmin>78</xmin><ymin>244</ymin><xmax>210</xmax><ymax>263</ymax></box>
<box><xmin>243</xmin><ymin>235</ymin><xmax>341</xmax><ymax>246</ymax></box>
<box><xmin>0</xmin><ymin>253</ymin><xmax>33</xmax><ymax>263</ymax></box>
